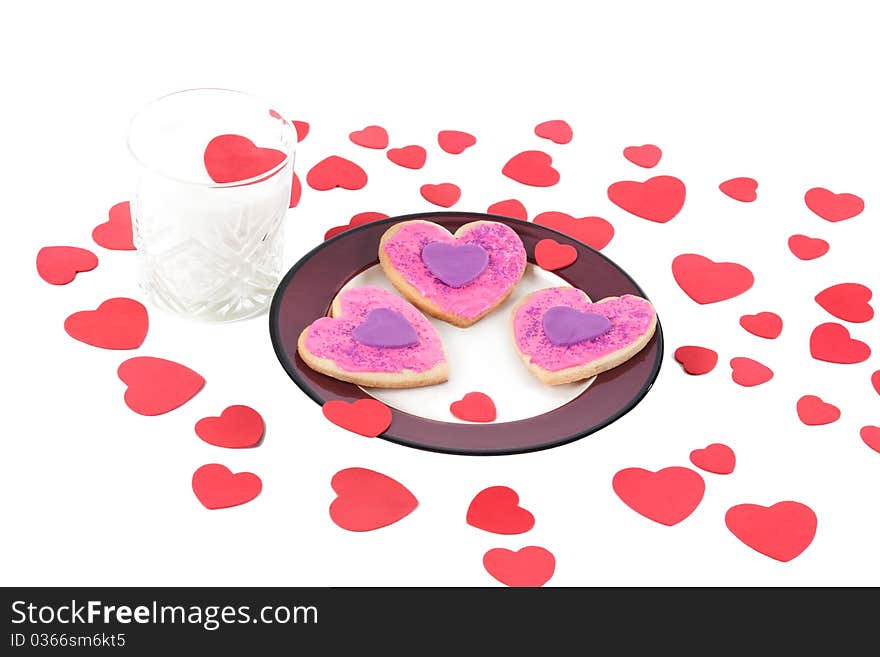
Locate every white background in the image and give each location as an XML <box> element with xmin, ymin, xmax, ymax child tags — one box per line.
<box><xmin>2</xmin><ymin>0</ymin><xmax>878</xmax><ymax>586</ymax></box>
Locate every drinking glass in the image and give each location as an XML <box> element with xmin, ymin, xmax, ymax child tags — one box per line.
<box><xmin>127</xmin><ymin>88</ymin><xmax>296</xmax><ymax>321</ymax></box>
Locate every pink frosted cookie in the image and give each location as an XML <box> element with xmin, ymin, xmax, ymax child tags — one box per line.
<box><xmin>511</xmin><ymin>287</ymin><xmax>657</xmax><ymax>385</ymax></box>
<box><xmin>379</xmin><ymin>220</ymin><xmax>527</xmax><ymax>327</ymax></box>
<box><xmin>297</xmin><ymin>286</ymin><xmax>449</xmax><ymax>388</ymax></box>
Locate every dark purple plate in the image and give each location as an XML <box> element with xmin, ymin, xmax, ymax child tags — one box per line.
<box><xmin>269</xmin><ymin>211</ymin><xmax>663</xmax><ymax>456</ymax></box>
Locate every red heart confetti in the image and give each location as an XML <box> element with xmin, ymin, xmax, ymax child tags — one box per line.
<box><xmin>117</xmin><ymin>356</ymin><xmax>205</xmax><ymax>416</ymax></box>
<box><xmin>534</xmin><ymin>239</ymin><xmax>577</xmax><ymax>271</ymax></box>
<box><xmin>292</xmin><ymin>120</ymin><xmax>310</xmax><ymax>142</ymax></box>
<box><xmin>534</xmin><ymin>119</ymin><xmax>572</xmax><ymax>144</ymax></box>
<box><xmin>289</xmin><ymin>171</ymin><xmax>302</xmax><ymax>208</ymax></box>
<box><xmin>502</xmin><ymin>151</ymin><xmax>560</xmax><ymax>187</ymax></box>
<box><xmin>324</xmin><ymin>211</ymin><xmax>390</xmax><ymax>240</ymax></box>
<box><xmin>739</xmin><ymin>312</ymin><xmax>783</xmax><ymax>339</ymax></box>
<box><xmin>483</xmin><ymin>547</ymin><xmax>555</xmax><ymax>587</ymax></box>
<box><xmin>532</xmin><ymin>211</ymin><xmax>614</xmax><ymax>251</ymax></box>
<box><xmin>36</xmin><ymin>246</ymin><xmax>98</xmax><ymax>285</ymax></box>
<box><xmin>420</xmin><ymin>183</ymin><xmax>461</xmax><ymax>208</ymax></box>
<box><xmin>873</xmin><ymin>371</ymin><xmax>880</xmax><ymax>396</ymax></box>
<box><xmin>329</xmin><ymin>467</ymin><xmax>418</xmax><ymax>532</ymax></box>
<box><xmin>725</xmin><ymin>501</ymin><xmax>817</xmax><ymax>562</ymax></box>
<box><xmin>672</xmin><ymin>254</ymin><xmax>754</xmax><ymax>304</ymax></box>
<box><xmin>607</xmin><ymin>175</ymin><xmax>686</xmax><ymax>223</ymax></box>
<box><xmin>815</xmin><ymin>283</ymin><xmax>874</xmax><ymax>323</ymax></box>
<box><xmin>809</xmin><ymin>323</ymin><xmax>870</xmax><ymax>364</ymax></box>
<box><xmin>719</xmin><ymin>177</ymin><xmax>758</xmax><ymax>202</ymax></box>
<box><xmin>306</xmin><ymin>156</ymin><xmax>368</xmax><ymax>191</ymax></box>
<box><xmin>622</xmin><ymin>144</ymin><xmax>662</xmax><ymax>168</ymax></box>
<box><xmin>203</xmin><ymin>134</ymin><xmax>286</xmax><ymax>184</ymax></box>
<box><xmin>195</xmin><ymin>405</ymin><xmax>265</xmax><ymax>449</ymax></box>
<box><xmin>612</xmin><ymin>466</ymin><xmax>705</xmax><ymax>526</ymax></box>
<box><xmin>467</xmin><ymin>486</ymin><xmax>535</xmax><ymax>535</ymax></box>
<box><xmin>674</xmin><ymin>346</ymin><xmax>718</xmax><ymax>375</ymax></box>
<box><xmin>796</xmin><ymin>395</ymin><xmax>840</xmax><ymax>425</ymax></box>
<box><xmin>349</xmin><ymin>125</ymin><xmax>389</xmax><ymax>149</ymax></box>
<box><xmin>64</xmin><ymin>298</ymin><xmax>148</xmax><ymax>350</ymax></box>
<box><xmin>192</xmin><ymin>464</ymin><xmax>262</xmax><ymax>510</ymax></box>
<box><xmin>805</xmin><ymin>187</ymin><xmax>864</xmax><ymax>222</ymax></box>
<box><xmin>860</xmin><ymin>426</ymin><xmax>880</xmax><ymax>454</ymax></box>
<box><xmin>322</xmin><ymin>399</ymin><xmax>392</xmax><ymax>437</ymax></box>
<box><xmin>487</xmin><ymin>199</ymin><xmax>528</xmax><ymax>220</ymax></box>
<box><xmin>92</xmin><ymin>201</ymin><xmax>135</xmax><ymax>251</ymax></box>
<box><xmin>730</xmin><ymin>357</ymin><xmax>774</xmax><ymax>387</ymax></box>
<box><xmin>450</xmin><ymin>392</ymin><xmax>497</xmax><ymax>422</ymax></box>
<box><xmin>387</xmin><ymin>145</ymin><xmax>427</xmax><ymax>169</ymax></box>
<box><xmin>788</xmin><ymin>234</ymin><xmax>829</xmax><ymax>260</ymax></box>
<box><xmin>689</xmin><ymin>443</ymin><xmax>736</xmax><ymax>475</ymax></box>
<box><xmin>438</xmin><ymin>130</ymin><xmax>476</xmax><ymax>154</ymax></box>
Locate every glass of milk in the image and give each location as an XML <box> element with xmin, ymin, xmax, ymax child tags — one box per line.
<box><xmin>127</xmin><ymin>88</ymin><xmax>296</xmax><ymax>321</ymax></box>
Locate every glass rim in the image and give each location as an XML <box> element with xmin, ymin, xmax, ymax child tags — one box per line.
<box><xmin>126</xmin><ymin>87</ymin><xmax>295</xmax><ymax>188</ymax></box>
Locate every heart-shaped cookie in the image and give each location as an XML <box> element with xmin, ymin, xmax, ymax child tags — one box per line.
<box><xmin>379</xmin><ymin>220</ymin><xmax>527</xmax><ymax>327</ymax></box>
<box><xmin>511</xmin><ymin>287</ymin><xmax>656</xmax><ymax>385</ymax></box>
<box><xmin>297</xmin><ymin>286</ymin><xmax>448</xmax><ymax>388</ymax></box>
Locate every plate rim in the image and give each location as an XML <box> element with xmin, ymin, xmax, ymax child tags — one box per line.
<box><xmin>269</xmin><ymin>210</ymin><xmax>664</xmax><ymax>456</ymax></box>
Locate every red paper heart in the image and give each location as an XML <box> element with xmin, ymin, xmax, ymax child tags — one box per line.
<box><xmin>607</xmin><ymin>175</ymin><xmax>686</xmax><ymax>223</ymax></box>
<box><xmin>324</xmin><ymin>211</ymin><xmax>390</xmax><ymax>240</ymax></box>
<box><xmin>730</xmin><ymin>357</ymin><xmax>774</xmax><ymax>387</ymax></box>
<box><xmin>725</xmin><ymin>501</ymin><xmax>817</xmax><ymax>562</ymax></box>
<box><xmin>815</xmin><ymin>283</ymin><xmax>874</xmax><ymax>323</ymax></box>
<box><xmin>450</xmin><ymin>392</ymin><xmax>496</xmax><ymax>423</ymax></box>
<box><xmin>117</xmin><ymin>356</ymin><xmax>205</xmax><ymax>416</ymax></box>
<box><xmin>673</xmin><ymin>346</ymin><xmax>718</xmax><ymax>375</ymax></box>
<box><xmin>289</xmin><ymin>171</ymin><xmax>302</xmax><ymax>208</ymax></box>
<box><xmin>438</xmin><ymin>130</ymin><xmax>476</xmax><ymax>154</ymax></box>
<box><xmin>322</xmin><ymin>399</ymin><xmax>392</xmax><ymax>437</ymax></box>
<box><xmin>622</xmin><ymin>144</ymin><xmax>662</xmax><ymax>168</ymax></box>
<box><xmin>739</xmin><ymin>312</ymin><xmax>783</xmax><ymax>339</ymax></box>
<box><xmin>612</xmin><ymin>466</ymin><xmax>705</xmax><ymax>526</ymax></box>
<box><xmin>719</xmin><ymin>177</ymin><xmax>758</xmax><ymax>202</ymax></box>
<box><xmin>306</xmin><ymin>156</ymin><xmax>368</xmax><ymax>191</ymax></box>
<box><xmin>349</xmin><ymin>125</ymin><xmax>389</xmax><ymax>149</ymax></box>
<box><xmin>788</xmin><ymin>234</ymin><xmax>829</xmax><ymax>260</ymax></box>
<box><xmin>420</xmin><ymin>183</ymin><xmax>461</xmax><ymax>208</ymax></box>
<box><xmin>534</xmin><ymin>239</ymin><xmax>577</xmax><ymax>271</ymax></box>
<box><xmin>672</xmin><ymin>254</ymin><xmax>754</xmax><ymax>304</ymax></box>
<box><xmin>195</xmin><ymin>405</ymin><xmax>265</xmax><ymax>448</ymax></box>
<box><xmin>92</xmin><ymin>201</ymin><xmax>135</xmax><ymax>251</ymax></box>
<box><xmin>203</xmin><ymin>134</ymin><xmax>286</xmax><ymax>184</ymax></box>
<box><xmin>487</xmin><ymin>199</ymin><xmax>528</xmax><ymax>220</ymax></box>
<box><xmin>483</xmin><ymin>547</ymin><xmax>555</xmax><ymax>587</ymax></box>
<box><xmin>387</xmin><ymin>145</ymin><xmax>426</xmax><ymax>169</ymax></box>
<box><xmin>861</xmin><ymin>426</ymin><xmax>880</xmax><ymax>454</ymax></box>
<box><xmin>64</xmin><ymin>298</ymin><xmax>148</xmax><ymax>350</ymax></box>
<box><xmin>809</xmin><ymin>323</ymin><xmax>870</xmax><ymax>364</ymax></box>
<box><xmin>534</xmin><ymin>120</ymin><xmax>572</xmax><ymax>145</ymax></box>
<box><xmin>36</xmin><ymin>246</ymin><xmax>98</xmax><ymax>285</ymax></box>
<box><xmin>292</xmin><ymin>120</ymin><xmax>310</xmax><ymax>142</ymax></box>
<box><xmin>796</xmin><ymin>395</ymin><xmax>840</xmax><ymax>425</ymax></box>
<box><xmin>805</xmin><ymin>187</ymin><xmax>864</xmax><ymax>222</ymax></box>
<box><xmin>192</xmin><ymin>464</ymin><xmax>262</xmax><ymax>510</ymax></box>
<box><xmin>532</xmin><ymin>211</ymin><xmax>614</xmax><ymax>251</ymax></box>
<box><xmin>502</xmin><ymin>150</ymin><xmax>559</xmax><ymax>187</ymax></box>
<box><xmin>329</xmin><ymin>467</ymin><xmax>418</xmax><ymax>532</ymax></box>
<box><xmin>689</xmin><ymin>443</ymin><xmax>736</xmax><ymax>475</ymax></box>
<box><xmin>467</xmin><ymin>486</ymin><xmax>535</xmax><ymax>534</ymax></box>
<box><xmin>873</xmin><ymin>371</ymin><xmax>880</xmax><ymax>396</ymax></box>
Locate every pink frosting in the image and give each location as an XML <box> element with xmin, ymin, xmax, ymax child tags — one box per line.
<box><xmin>514</xmin><ymin>288</ymin><xmax>655</xmax><ymax>372</ymax></box>
<box><xmin>304</xmin><ymin>286</ymin><xmax>446</xmax><ymax>373</ymax></box>
<box><xmin>382</xmin><ymin>221</ymin><xmax>526</xmax><ymax>320</ymax></box>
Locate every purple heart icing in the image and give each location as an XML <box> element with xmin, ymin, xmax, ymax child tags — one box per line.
<box><xmin>542</xmin><ymin>306</ymin><xmax>612</xmax><ymax>346</ymax></box>
<box><xmin>351</xmin><ymin>308</ymin><xmax>419</xmax><ymax>348</ymax></box>
<box><xmin>420</xmin><ymin>241</ymin><xmax>489</xmax><ymax>288</ymax></box>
